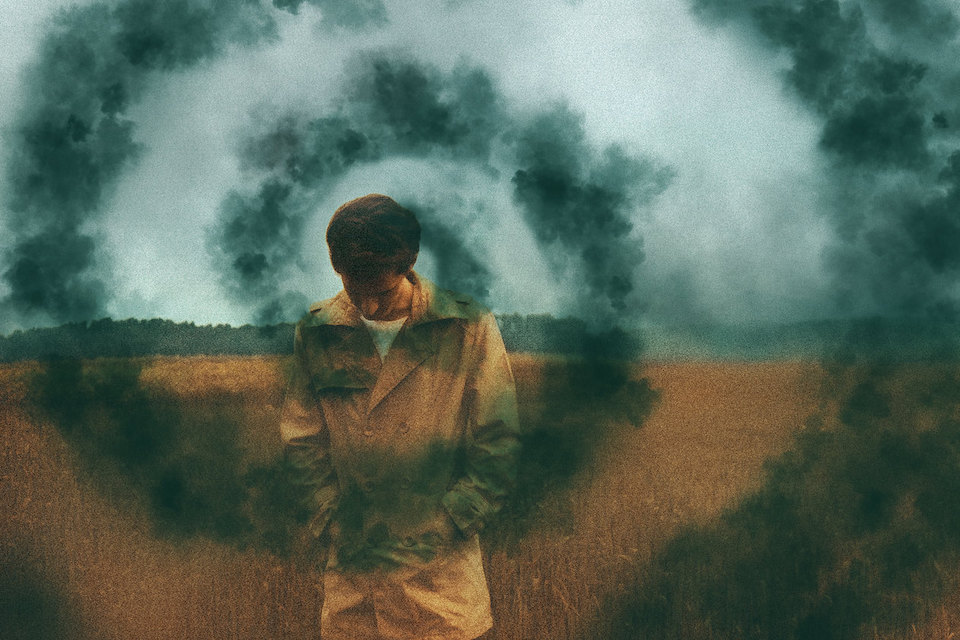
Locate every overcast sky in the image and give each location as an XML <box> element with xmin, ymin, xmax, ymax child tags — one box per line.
<box><xmin>2</xmin><ymin>0</ymin><xmax>958</xmax><ymax>332</ymax></box>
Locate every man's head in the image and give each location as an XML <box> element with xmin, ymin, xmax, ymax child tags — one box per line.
<box><xmin>326</xmin><ymin>194</ymin><xmax>420</xmax><ymax>320</ymax></box>
<box><xmin>327</xmin><ymin>194</ymin><xmax>420</xmax><ymax>278</ymax></box>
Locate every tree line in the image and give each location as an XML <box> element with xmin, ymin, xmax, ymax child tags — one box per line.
<box><xmin>0</xmin><ymin>315</ymin><xmax>643</xmax><ymax>362</ymax></box>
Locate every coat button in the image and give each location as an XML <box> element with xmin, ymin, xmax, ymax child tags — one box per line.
<box><xmin>361</xmin><ymin>478</ymin><xmax>375</xmax><ymax>493</ymax></box>
<box><xmin>403</xmin><ymin>536</ymin><xmax>416</xmax><ymax>547</ymax></box>
<box><xmin>400</xmin><ymin>476</ymin><xmax>412</xmax><ymax>489</ymax></box>
<box><xmin>363</xmin><ymin>426</ymin><xmax>374</xmax><ymax>437</ymax></box>
<box><xmin>398</xmin><ymin>421</ymin><xmax>409</xmax><ymax>434</ymax></box>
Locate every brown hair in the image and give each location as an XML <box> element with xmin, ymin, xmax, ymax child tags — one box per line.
<box><xmin>326</xmin><ymin>194</ymin><xmax>420</xmax><ymax>279</ymax></box>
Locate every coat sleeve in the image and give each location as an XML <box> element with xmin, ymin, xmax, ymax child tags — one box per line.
<box><xmin>441</xmin><ymin>312</ymin><xmax>521</xmax><ymax>535</ymax></box>
<box><xmin>280</xmin><ymin>321</ymin><xmax>339</xmax><ymax>539</ymax></box>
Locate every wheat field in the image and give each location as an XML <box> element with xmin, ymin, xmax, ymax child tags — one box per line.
<box><xmin>2</xmin><ymin>355</ymin><xmax>958</xmax><ymax>639</ymax></box>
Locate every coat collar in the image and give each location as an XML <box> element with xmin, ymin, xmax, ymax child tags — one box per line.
<box><xmin>300</xmin><ymin>271</ymin><xmax>476</xmax><ymax>412</ymax></box>
<box><xmin>304</xmin><ymin>271</ymin><xmax>473</xmax><ymax>329</ymax></box>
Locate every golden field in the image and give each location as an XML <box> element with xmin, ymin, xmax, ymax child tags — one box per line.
<box><xmin>2</xmin><ymin>355</ymin><xmax>958</xmax><ymax>639</ymax></box>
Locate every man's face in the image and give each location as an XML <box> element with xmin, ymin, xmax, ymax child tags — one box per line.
<box><xmin>339</xmin><ymin>269</ymin><xmax>410</xmax><ymax>321</ymax></box>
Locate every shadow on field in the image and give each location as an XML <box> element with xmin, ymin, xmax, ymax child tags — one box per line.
<box><xmin>598</xmin><ymin>324</ymin><xmax>960</xmax><ymax>640</ymax></box>
<box><xmin>489</xmin><ymin>350</ymin><xmax>659</xmax><ymax>549</ymax></box>
<box><xmin>25</xmin><ymin>344</ymin><xmax>658</xmax><ymax>562</ymax></box>
<box><xmin>0</xmin><ymin>538</ymin><xmax>82</xmax><ymax>640</ymax></box>
<box><xmin>26</xmin><ymin>357</ymin><xmax>307</xmax><ymax>556</ymax></box>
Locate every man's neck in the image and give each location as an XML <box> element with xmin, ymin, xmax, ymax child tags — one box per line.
<box><xmin>361</xmin><ymin>275</ymin><xmax>413</xmax><ymax>321</ymax></box>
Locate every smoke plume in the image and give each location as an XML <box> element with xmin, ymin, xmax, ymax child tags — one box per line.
<box><xmin>208</xmin><ymin>54</ymin><xmax>508</xmax><ymax>319</ymax></box>
<box><xmin>211</xmin><ymin>51</ymin><xmax>673</xmax><ymax>324</ymax></box>
<box><xmin>209</xmin><ymin>51</ymin><xmax>670</xmax><ymax>550</ymax></box>
<box><xmin>206</xmin><ymin>179</ymin><xmax>312</xmax><ymax>325</ymax></box>
<box><xmin>0</xmin><ymin>0</ymin><xmax>354</xmax><ymax>329</ymax></box>
<box><xmin>602</xmin><ymin>4</ymin><xmax>960</xmax><ymax>637</ymax></box>
<box><xmin>692</xmin><ymin>0</ymin><xmax>960</xmax><ymax>318</ymax></box>
<box><xmin>511</xmin><ymin>104</ymin><xmax>674</xmax><ymax>323</ymax></box>
<box><xmin>407</xmin><ymin>198</ymin><xmax>494</xmax><ymax>302</ymax></box>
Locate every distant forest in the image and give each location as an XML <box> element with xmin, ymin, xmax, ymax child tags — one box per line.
<box><xmin>2</xmin><ymin>315</ymin><xmax>958</xmax><ymax>362</ymax></box>
<box><xmin>0</xmin><ymin>314</ymin><xmax>641</xmax><ymax>362</ymax></box>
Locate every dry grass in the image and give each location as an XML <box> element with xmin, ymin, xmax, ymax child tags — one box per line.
<box><xmin>1</xmin><ymin>356</ymin><xmax>957</xmax><ymax>639</ymax></box>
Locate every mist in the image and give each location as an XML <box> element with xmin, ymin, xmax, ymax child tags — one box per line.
<box><xmin>1</xmin><ymin>0</ymin><xmax>852</xmax><ymax>332</ymax></box>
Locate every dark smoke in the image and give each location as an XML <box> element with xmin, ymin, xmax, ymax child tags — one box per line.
<box><xmin>0</xmin><ymin>538</ymin><xmax>82</xmax><ymax>640</ymax></box>
<box><xmin>511</xmin><ymin>104</ymin><xmax>674</xmax><ymax>323</ymax></box>
<box><xmin>4</xmin><ymin>227</ymin><xmax>109</xmax><ymax>323</ymax></box>
<box><xmin>271</xmin><ymin>0</ymin><xmax>388</xmax><ymax>30</ymax></box>
<box><xmin>860</xmin><ymin>0</ymin><xmax>959</xmax><ymax>43</ymax></box>
<box><xmin>211</xmin><ymin>52</ymin><xmax>672</xmax><ymax>324</ymax></box>
<box><xmin>340</xmin><ymin>53</ymin><xmax>506</xmax><ymax>163</ymax></box>
<box><xmin>598</xmin><ymin>4</ymin><xmax>960</xmax><ymax>637</ymax></box>
<box><xmin>207</xmin><ymin>51</ymin><xmax>672</xmax><ymax>556</ymax></box>
<box><xmin>902</xmin><ymin>151</ymin><xmax>960</xmax><ymax>275</ymax></box>
<box><xmin>692</xmin><ymin>0</ymin><xmax>960</xmax><ymax>318</ymax></box>
<box><xmin>408</xmin><ymin>199</ymin><xmax>494</xmax><ymax>302</ymax></box>
<box><xmin>208</xmin><ymin>54</ymin><xmax>511</xmax><ymax>317</ymax></box>
<box><xmin>601</xmin><ymin>354</ymin><xmax>960</xmax><ymax>640</ymax></box>
<box><xmin>0</xmin><ymin>0</ymin><xmax>358</xmax><ymax>329</ymax></box>
<box><xmin>26</xmin><ymin>357</ymin><xmax>306</xmax><ymax>555</ymax></box>
<box><xmin>2</xmin><ymin>3</ymin><xmax>143</xmax><ymax>326</ymax></box>
<box><xmin>207</xmin><ymin>179</ymin><xmax>311</xmax><ymax>324</ymax></box>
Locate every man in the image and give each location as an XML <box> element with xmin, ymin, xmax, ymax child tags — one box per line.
<box><xmin>280</xmin><ymin>194</ymin><xmax>520</xmax><ymax>640</ymax></box>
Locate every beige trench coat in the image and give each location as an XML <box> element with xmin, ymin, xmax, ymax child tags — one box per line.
<box><xmin>280</xmin><ymin>272</ymin><xmax>520</xmax><ymax>640</ymax></box>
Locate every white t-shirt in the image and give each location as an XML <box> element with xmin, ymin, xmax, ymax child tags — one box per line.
<box><xmin>360</xmin><ymin>315</ymin><xmax>407</xmax><ymax>361</ymax></box>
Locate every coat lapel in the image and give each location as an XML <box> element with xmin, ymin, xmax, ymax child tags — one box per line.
<box><xmin>301</xmin><ymin>324</ymin><xmax>381</xmax><ymax>390</ymax></box>
<box><xmin>301</xmin><ymin>292</ymin><xmax>381</xmax><ymax>391</ymax></box>
<box><xmin>366</xmin><ymin>272</ymin><xmax>471</xmax><ymax>412</ymax></box>
<box><xmin>305</xmin><ymin>272</ymin><xmax>473</xmax><ymax>410</ymax></box>
<box><xmin>367</xmin><ymin>322</ymin><xmax>438</xmax><ymax>411</ymax></box>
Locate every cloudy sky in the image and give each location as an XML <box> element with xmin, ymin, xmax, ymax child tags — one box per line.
<box><xmin>1</xmin><ymin>0</ymin><xmax>958</xmax><ymax>333</ymax></box>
